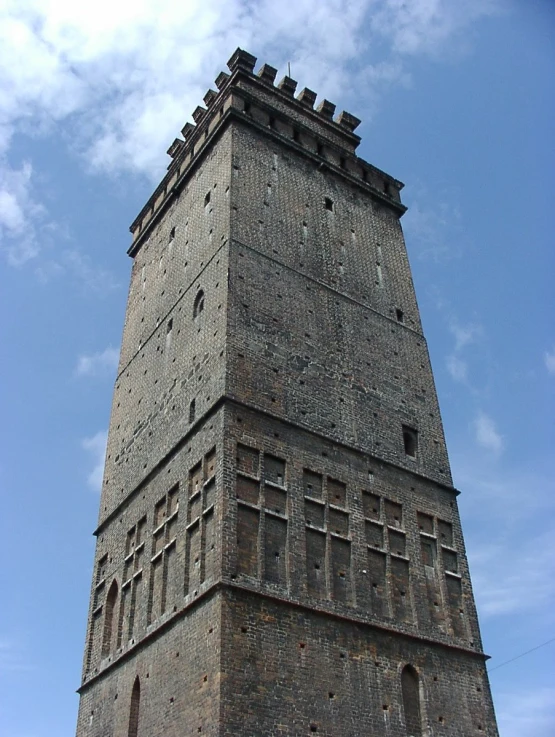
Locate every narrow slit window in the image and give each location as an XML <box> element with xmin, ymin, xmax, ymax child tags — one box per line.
<box><xmin>204</xmin><ymin>191</ymin><xmax>211</xmax><ymax>207</ymax></box>
<box><xmin>396</xmin><ymin>308</ymin><xmax>404</xmax><ymax>323</ymax></box>
<box><xmin>324</xmin><ymin>197</ymin><xmax>334</xmax><ymax>212</ymax></box>
<box><xmin>128</xmin><ymin>677</ymin><xmax>140</xmax><ymax>737</ymax></box>
<box><xmin>101</xmin><ymin>580</ymin><xmax>118</xmax><ymax>657</ymax></box>
<box><xmin>167</xmin><ymin>318</ymin><xmax>173</xmax><ymax>334</ymax></box>
<box><xmin>403</xmin><ymin>426</ymin><xmax>418</xmax><ymax>458</ymax></box>
<box><xmin>189</xmin><ymin>399</ymin><xmax>196</xmax><ymax>424</ymax></box>
<box><xmin>169</xmin><ymin>226</ymin><xmax>176</xmax><ymax>242</ymax></box>
<box><xmin>193</xmin><ymin>290</ymin><xmax>205</xmax><ymax>318</ymax></box>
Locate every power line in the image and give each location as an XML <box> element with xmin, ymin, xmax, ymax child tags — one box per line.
<box><xmin>487</xmin><ymin>637</ymin><xmax>555</xmax><ymax>674</ymax></box>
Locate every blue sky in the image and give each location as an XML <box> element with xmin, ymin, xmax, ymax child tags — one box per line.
<box><xmin>1</xmin><ymin>1</ymin><xmax>553</xmax><ymax>735</ymax></box>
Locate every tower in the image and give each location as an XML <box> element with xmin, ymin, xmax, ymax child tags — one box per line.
<box><xmin>76</xmin><ymin>48</ymin><xmax>499</xmax><ymax>736</ymax></box>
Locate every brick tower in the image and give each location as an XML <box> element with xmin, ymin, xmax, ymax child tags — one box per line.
<box><xmin>76</xmin><ymin>49</ymin><xmax>498</xmax><ymax>736</ymax></box>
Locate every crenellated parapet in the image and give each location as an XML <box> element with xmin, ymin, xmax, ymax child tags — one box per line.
<box><xmin>129</xmin><ymin>48</ymin><xmax>405</xmax><ymax>253</ymax></box>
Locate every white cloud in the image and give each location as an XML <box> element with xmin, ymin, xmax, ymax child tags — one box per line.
<box><xmin>544</xmin><ymin>347</ymin><xmax>555</xmax><ymax>375</ymax></box>
<box><xmin>402</xmin><ymin>188</ymin><xmax>465</xmax><ymax>261</ymax></box>
<box><xmin>0</xmin><ymin>0</ymin><xmax>500</xmax><ymax>178</ymax></box>
<box><xmin>449</xmin><ymin>320</ymin><xmax>482</xmax><ymax>352</ymax></box>
<box><xmin>473</xmin><ymin>411</ymin><xmax>503</xmax><ymax>454</ymax></box>
<box><xmin>453</xmin><ymin>456</ymin><xmax>555</xmax><ymax>620</ymax></box>
<box><xmin>0</xmin><ymin>639</ymin><xmax>33</xmax><ymax>674</ymax></box>
<box><xmin>0</xmin><ymin>0</ymin><xmax>500</xmax><ymax>271</ymax></box>
<box><xmin>61</xmin><ymin>249</ymin><xmax>120</xmax><ymax>293</ymax></box>
<box><xmin>82</xmin><ymin>430</ymin><xmax>108</xmax><ymax>492</ymax></box>
<box><xmin>451</xmin><ymin>456</ymin><xmax>555</xmax><ymax>734</ymax></box>
<box><xmin>495</xmin><ymin>687</ymin><xmax>555</xmax><ymax>737</ymax></box>
<box><xmin>371</xmin><ymin>0</ymin><xmax>502</xmax><ymax>57</ymax></box>
<box><xmin>76</xmin><ymin>347</ymin><xmax>119</xmax><ymax>378</ymax></box>
<box><xmin>0</xmin><ymin>161</ymin><xmax>45</xmax><ymax>265</ymax></box>
<box><xmin>440</xmin><ymin>320</ymin><xmax>483</xmax><ymax>386</ymax></box>
<box><xmin>470</xmin><ymin>531</ymin><xmax>555</xmax><ymax>618</ymax></box>
<box><xmin>446</xmin><ymin>354</ymin><xmax>467</xmax><ymax>383</ymax></box>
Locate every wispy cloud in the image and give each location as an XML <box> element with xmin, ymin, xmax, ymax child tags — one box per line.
<box><xmin>544</xmin><ymin>347</ymin><xmax>555</xmax><ymax>376</ymax></box>
<box><xmin>449</xmin><ymin>320</ymin><xmax>482</xmax><ymax>352</ymax></box>
<box><xmin>473</xmin><ymin>411</ymin><xmax>503</xmax><ymax>454</ymax></box>
<box><xmin>32</xmin><ymin>245</ymin><xmax>120</xmax><ymax>294</ymax></box>
<box><xmin>0</xmin><ymin>639</ymin><xmax>33</xmax><ymax>675</ymax></box>
<box><xmin>0</xmin><ymin>0</ymin><xmax>500</xmax><ymax>271</ymax></box>
<box><xmin>370</xmin><ymin>0</ymin><xmax>502</xmax><ymax>57</ymax></box>
<box><xmin>495</xmin><ymin>687</ymin><xmax>555</xmax><ymax>737</ymax></box>
<box><xmin>443</xmin><ymin>319</ymin><xmax>483</xmax><ymax>385</ymax></box>
<box><xmin>453</xmin><ymin>457</ymin><xmax>555</xmax><ymax>621</ymax></box>
<box><xmin>403</xmin><ymin>195</ymin><xmax>464</xmax><ymax>262</ymax></box>
<box><xmin>0</xmin><ymin>161</ymin><xmax>45</xmax><ymax>265</ymax></box>
<box><xmin>62</xmin><ymin>249</ymin><xmax>120</xmax><ymax>293</ymax></box>
<box><xmin>0</xmin><ymin>159</ymin><xmax>119</xmax><ymax>292</ymax></box>
<box><xmin>76</xmin><ymin>347</ymin><xmax>119</xmax><ymax>378</ymax></box>
<box><xmin>470</xmin><ymin>530</ymin><xmax>555</xmax><ymax>618</ymax></box>
<box><xmin>82</xmin><ymin>430</ymin><xmax>107</xmax><ymax>492</ymax></box>
<box><xmin>446</xmin><ymin>353</ymin><xmax>468</xmax><ymax>383</ymax></box>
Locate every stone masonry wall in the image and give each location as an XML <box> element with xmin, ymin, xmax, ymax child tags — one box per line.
<box><xmin>76</xmin><ymin>592</ymin><xmax>222</xmax><ymax>737</ymax></box>
<box><xmin>220</xmin><ymin>405</ymin><xmax>482</xmax><ymax>652</ymax></box>
<box><xmin>99</xmin><ymin>130</ymin><xmax>232</xmax><ymax>522</ymax></box>
<box><xmin>76</xmin><ymin>48</ymin><xmax>498</xmax><ymax>737</ymax></box>
<box><xmin>78</xmin><ymin>410</ymin><xmax>223</xmax><ymax>716</ymax></box>
<box><xmin>220</xmin><ymin>588</ymin><xmax>496</xmax><ymax>737</ymax></box>
<box><xmin>226</xmin><ymin>123</ymin><xmax>451</xmax><ymax>487</ymax></box>
<box><xmin>230</xmin><ymin>122</ymin><xmax>416</xmax><ymax>332</ymax></box>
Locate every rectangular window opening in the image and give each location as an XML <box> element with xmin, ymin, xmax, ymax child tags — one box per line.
<box><xmin>403</xmin><ymin>426</ymin><xmax>418</xmax><ymax>458</ymax></box>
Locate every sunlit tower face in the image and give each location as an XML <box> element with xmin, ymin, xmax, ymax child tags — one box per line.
<box><xmin>75</xmin><ymin>48</ymin><xmax>498</xmax><ymax>737</ymax></box>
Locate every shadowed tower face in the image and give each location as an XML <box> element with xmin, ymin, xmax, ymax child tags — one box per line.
<box><xmin>75</xmin><ymin>49</ymin><xmax>499</xmax><ymax>737</ymax></box>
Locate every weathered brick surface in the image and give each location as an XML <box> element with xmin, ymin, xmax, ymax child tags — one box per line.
<box><xmin>77</xmin><ymin>592</ymin><xmax>222</xmax><ymax>737</ymax></box>
<box><xmin>76</xmin><ymin>49</ymin><xmax>498</xmax><ymax>736</ymax></box>
<box><xmin>221</xmin><ymin>406</ymin><xmax>483</xmax><ymax>652</ymax></box>
<box><xmin>100</xmin><ymin>133</ymin><xmax>232</xmax><ymax>523</ymax></box>
<box><xmin>220</xmin><ymin>588</ymin><xmax>496</xmax><ymax>736</ymax></box>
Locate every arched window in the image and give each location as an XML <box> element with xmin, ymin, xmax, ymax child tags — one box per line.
<box><xmin>193</xmin><ymin>290</ymin><xmax>205</xmax><ymax>318</ymax></box>
<box><xmin>101</xmin><ymin>580</ymin><xmax>118</xmax><ymax>657</ymax></box>
<box><xmin>128</xmin><ymin>677</ymin><xmax>140</xmax><ymax>737</ymax></box>
<box><xmin>401</xmin><ymin>664</ymin><xmax>422</xmax><ymax>737</ymax></box>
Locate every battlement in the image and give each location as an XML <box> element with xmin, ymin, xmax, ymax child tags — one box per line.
<box><xmin>225</xmin><ymin>48</ymin><xmax>361</xmax><ymax>133</ymax></box>
<box><xmin>129</xmin><ymin>48</ymin><xmax>405</xmax><ymax>253</ymax></box>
